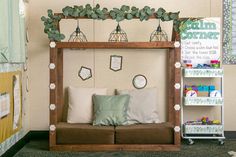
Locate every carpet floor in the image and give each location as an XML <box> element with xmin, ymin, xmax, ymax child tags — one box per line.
<box><xmin>14</xmin><ymin>139</ymin><xmax>236</xmax><ymax>157</ymax></box>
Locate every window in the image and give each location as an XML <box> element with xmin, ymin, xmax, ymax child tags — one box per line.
<box><xmin>0</xmin><ymin>0</ymin><xmax>26</xmax><ymax>63</ymax></box>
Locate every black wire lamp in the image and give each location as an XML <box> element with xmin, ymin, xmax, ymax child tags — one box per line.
<box><xmin>108</xmin><ymin>23</ymin><xmax>128</xmax><ymax>42</ymax></box>
<box><xmin>68</xmin><ymin>20</ymin><xmax>88</xmax><ymax>42</ymax></box>
<box><xmin>150</xmin><ymin>19</ymin><xmax>168</xmax><ymax>42</ymax></box>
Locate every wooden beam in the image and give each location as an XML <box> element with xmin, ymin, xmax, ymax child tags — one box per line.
<box><xmin>55</xmin><ymin>42</ymin><xmax>175</xmax><ymax>49</ymax></box>
<box><xmin>50</xmin><ymin>144</ymin><xmax>180</xmax><ymax>152</ymax></box>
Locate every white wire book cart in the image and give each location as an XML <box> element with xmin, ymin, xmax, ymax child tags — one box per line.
<box><xmin>181</xmin><ymin>68</ymin><xmax>225</xmax><ymax>145</ymax></box>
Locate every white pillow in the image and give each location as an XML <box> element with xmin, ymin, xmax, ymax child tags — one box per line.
<box><xmin>117</xmin><ymin>88</ymin><xmax>160</xmax><ymax>124</ymax></box>
<box><xmin>67</xmin><ymin>87</ymin><xmax>107</xmax><ymax>123</ymax></box>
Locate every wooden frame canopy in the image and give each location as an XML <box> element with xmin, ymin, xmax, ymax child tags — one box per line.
<box><xmin>49</xmin><ymin>13</ymin><xmax>181</xmax><ymax>152</ymax></box>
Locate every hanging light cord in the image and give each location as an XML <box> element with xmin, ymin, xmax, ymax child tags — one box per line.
<box><xmin>76</xmin><ymin>19</ymin><xmax>81</xmax><ymax>34</ymax></box>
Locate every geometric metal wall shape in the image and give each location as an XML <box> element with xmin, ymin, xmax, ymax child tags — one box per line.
<box><xmin>132</xmin><ymin>74</ymin><xmax>147</xmax><ymax>89</ymax></box>
<box><xmin>78</xmin><ymin>66</ymin><xmax>92</xmax><ymax>81</ymax></box>
<box><xmin>110</xmin><ymin>55</ymin><xmax>123</xmax><ymax>72</ymax></box>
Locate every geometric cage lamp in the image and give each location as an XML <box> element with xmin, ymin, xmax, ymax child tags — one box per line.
<box><xmin>68</xmin><ymin>19</ymin><xmax>88</xmax><ymax>42</ymax></box>
<box><xmin>150</xmin><ymin>19</ymin><xmax>168</xmax><ymax>42</ymax></box>
<box><xmin>108</xmin><ymin>23</ymin><xmax>128</xmax><ymax>42</ymax></box>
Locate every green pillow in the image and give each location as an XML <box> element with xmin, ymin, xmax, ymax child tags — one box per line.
<box><xmin>92</xmin><ymin>94</ymin><xmax>130</xmax><ymax>126</ymax></box>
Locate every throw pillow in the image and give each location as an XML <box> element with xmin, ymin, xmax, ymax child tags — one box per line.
<box><xmin>67</xmin><ymin>87</ymin><xmax>107</xmax><ymax>123</ymax></box>
<box><xmin>92</xmin><ymin>94</ymin><xmax>130</xmax><ymax>126</ymax></box>
<box><xmin>117</xmin><ymin>87</ymin><xmax>160</xmax><ymax>124</ymax></box>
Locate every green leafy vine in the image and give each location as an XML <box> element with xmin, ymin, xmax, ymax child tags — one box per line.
<box><xmin>41</xmin><ymin>4</ymin><xmax>181</xmax><ymax>41</ymax></box>
<box><xmin>41</xmin><ymin>10</ymin><xmax>65</xmax><ymax>41</ymax></box>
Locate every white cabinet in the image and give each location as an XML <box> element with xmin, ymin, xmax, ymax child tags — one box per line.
<box><xmin>181</xmin><ymin>68</ymin><xmax>225</xmax><ymax>145</ymax></box>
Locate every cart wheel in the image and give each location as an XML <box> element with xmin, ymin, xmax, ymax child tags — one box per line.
<box><xmin>218</xmin><ymin>140</ymin><xmax>224</xmax><ymax>145</ymax></box>
<box><xmin>188</xmin><ymin>139</ymin><xmax>194</xmax><ymax>145</ymax></box>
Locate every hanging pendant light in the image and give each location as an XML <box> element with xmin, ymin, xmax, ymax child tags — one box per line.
<box><xmin>108</xmin><ymin>23</ymin><xmax>128</xmax><ymax>42</ymax></box>
<box><xmin>150</xmin><ymin>19</ymin><xmax>168</xmax><ymax>42</ymax></box>
<box><xmin>68</xmin><ymin>19</ymin><xmax>87</xmax><ymax>42</ymax></box>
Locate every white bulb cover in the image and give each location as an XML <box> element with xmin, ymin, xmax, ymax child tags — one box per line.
<box><xmin>49</xmin><ymin>125</ymin><xmax>56</xmax><ymax>131</ymax></box>
<box><xmin>174</xmin><ymin>41</ymin><xmax>180</xmax><ymax>48</ymax></box>
<box><xmin>174</xmin><ymin>126</ymin><xmax>180</xmax><ymax>132</ymax></box>
<box><xmin>174</xmin><ymin>83</ymin><xmax>181</xmax><ymax>89</ymax></box>
<box><xmin>175</xmin><ymin>62</ymin><xmax>181</xmax><ymax>68</ymax></box>
<box><xmin>49</xmin><ymin>83</ymin><xmax>56</xmax><ymax>90</ymax></box>
<box><xmin>49</xmin><ymin>63</ymin><xmax>56</xmax><ymax>69</ymax></box>
<box><xmin>49</xmin><ymin>104</ymin><xmax>56</xmax><ymax>110</ymax></box>
<box><xmin>174</xmin><ymin>104</ymin><xmax>181</xmax><ymax>111</ymax></box>
<box><xmin>50</xmin><ymin>42</ymin><xmax>56</xmax><ymax>48</ymax></box>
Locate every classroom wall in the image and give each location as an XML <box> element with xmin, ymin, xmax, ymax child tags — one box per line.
<box><xmin>28</xmin><ymin>0</ymin><xmax>236</xmax><ymax>131</ymax></box>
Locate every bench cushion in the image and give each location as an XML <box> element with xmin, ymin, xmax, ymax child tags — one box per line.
<box><xmin>56</xmin><ymin>122</ymin><xmax>115</xmax><ymax>144</ymax></box>
<box><xmin>115</xmin><ymin>122</ymin><xmax>174</xmax><ymax>144</ymax></box>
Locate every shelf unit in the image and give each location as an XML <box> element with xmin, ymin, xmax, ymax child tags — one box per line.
<box><xmin>47</xmin><ymin>14</ymin><xmax>183</xmax><ymax>151</ymax></box>
<box><xmin>181</xmin><ymin>68</ymin><xmax>225</xmax><ymax>145</ymax></box>
<box><xmin>184</xmin><ymin>97</ymin><xmax>223</xmax><ymax>106</ymax></box>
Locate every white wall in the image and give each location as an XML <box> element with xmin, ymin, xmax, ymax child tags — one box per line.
<box><xmin>28</xmin><ymin>0</ymin><xmax>236</xmax><ymax>131</ymax></box>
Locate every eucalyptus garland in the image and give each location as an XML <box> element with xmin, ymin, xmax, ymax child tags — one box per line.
<box><xmin>41</xmin><ymin>4</ymin><xmax>181</xmax><ymax>41</ymax></box>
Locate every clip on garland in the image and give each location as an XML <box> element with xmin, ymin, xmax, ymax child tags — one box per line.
<box><xmin>41</xmin><ymin>4</ymin><xmax>180</xmax><ymax>41</ymax></box>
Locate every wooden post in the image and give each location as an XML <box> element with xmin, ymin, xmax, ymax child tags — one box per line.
<box><xmin>167</xmin><ymin>48</ymin><xmax>175</xmax><ymax>123</ymax></box>
<box><xmin>57</xmin><ymin>48</ymin><xmax>63</xmax><ymax>122</ymax></box>
<box><xmin>173</xmin><ymin>32</ymin><xmax>181</xmax><ymax>146</ymax></box>
<box><xmin>168</xmin><ymin>27</ymin><xmax>179</xmax><ymax>123</ymax></box>
<box><xmin>49</xmin><ymin>47</ymin><xmax>58</xmax><ymax>148</ymax></box>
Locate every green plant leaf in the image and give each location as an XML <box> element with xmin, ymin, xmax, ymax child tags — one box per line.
<box><xmin>146</xmin><ymin>8</ymin><xmax>152</xmax><ymax>16</ymax></box>
<box><xmin>102</xmin><ymin>8</ymin><xmax>108</xmax><ymax>13</ymax></box>
<box><xmin>98</xmin><ymin>14</ymin><xmax>106</xmax><ymax>20</ymax></box>
<box><xmin>156</xmin><ymin>7</ymin><xmax>166</xmax><ymax>18</ymax></box>
<box><xmin>131</xmin><ymin>10</ymin><xmax>137</xmax><ymax>16</ymax></box>
<box><xmin>110</xmin><ymin>11</ymin><xmax>116</xmax><ymax>19</ymax></box>
<box><xmin>126</xmin><ymin>13</ymin><xmax>133</xmax><ymax>20</ymax></box>
<box><xmin>113</xmin><ymin>8</ymin><xmax>120</xmax><ymax>13</ymax></box>
<box><xmin>145</xmin><ymin>15</ymin><xmax>150</xmax><ymax>20</ymax></box>
<box><xmin>63</xmin><ymin>10</ymin><xmax>69</xmax><ymax>16</ymax></box>
<box><xmin>163</xmin><ymin>13</ymin><xmax>170</xmax><ymax>21</ymax></box>
<box><xmin>140</xmin><ymin>16</ymin><xmax>145</xmax><ymax>21</ymax></box>
<box><xmin>95</xmin><ymin>9</ymin><xmax>103</xmax><ymax>15</ymax></box>
<box><xmin>116</xmin><ymin>16</ymin><xmax>124</xmax><ymax>22</ymax></box>
<box><xmin>140</xmin><ymin>10</ymin><xmax>146</xmax><ymax>17</ymax></box>
<box><xmin>60</xmin><ymin>34</ymin><xmax>65</xmax><ymax>40</ymax></box>
<box><xmin>78</xmin><ymin>5</ymin><xmax>83</xmax><ymax>11</ymax></box>
<box><xmin>117</xmin><ymin>11</ymin><xmax>124</xmax><ymax>17</ymax></box>
<box><xmin>96</xmin><ymin>4</ymin><xmax>100</xmax><ymax>9</ymax></box>
<box><xmin>170</xmin><ymin>12</ymin><xmax>180</xmax><ymax>20</ymax></box>
<box><xmin>48</xmin><ymin>18</ymin><xmax>53</xmax><ymax>23</ymax></box>
<box><xmin>91</xmin><ymin>13</ymin><xmax>98</xmax><ymax>19</ymax></box>
<box><xmin>80</xmin><ymin>10</ymin><xmax>86</xmax><ymax>17</ymax></box>
<box><xmin>72</xmin><ymin>10</ymin><xmax>79</xmax><ymax>17</ymax></box>
<box><xmin>44</xmin><ymin>28</ymin><xmax>49</xmax><ymax>33</ymax></box>
<box><xmin>121</xmin><ymin>5</ymin><xmax>129</xmax><ymax>12</ymax></box>
<box><xmin>85</xmin><ymin>4</ymin><xmax>92</xmax><ymax>9</ymax></box>
<box><xmin>41</xmin><ymin>16</ymin><xmax>47</xmax><ymax>21</ymax></box>
<box><xmin>68</xmin><ymin>8</ymin><xmax>74</xmax><ymax>16</ymax></box>
<box><xmin>47</xmin><ymin>9</ymin><xmax>53</xmax><ymax>15</ymax></box>
<box><xmin>86</xmin><ymin>9</ymin><xmax>93</xmax><ymax>16</ymax></box>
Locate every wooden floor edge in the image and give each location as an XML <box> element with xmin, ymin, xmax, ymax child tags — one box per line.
<box><xmin>50</xmin><ymin>144</ymin><xmax>180</xmax><ymax>152</ymax></box>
